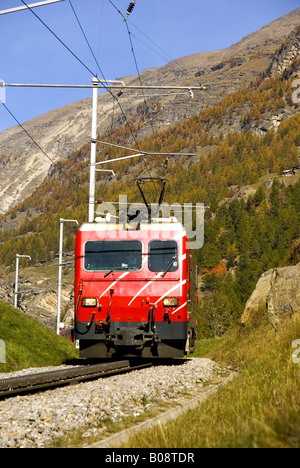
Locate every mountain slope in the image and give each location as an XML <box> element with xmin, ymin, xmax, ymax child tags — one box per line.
<box><xmin>0</xmin><ymin>8</ymin><xmax>299</xmax><ymax>215</ymax></box>
<box><xmin>0</xmin><ymin>40</ymin><xmax>299</xmax><ymax>329</ymax></box>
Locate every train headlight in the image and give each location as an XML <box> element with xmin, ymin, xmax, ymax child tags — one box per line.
<box><xmin>163</xmin><ymin>297</ymin><xmax>179</xmax><ymax>307</ymax></box>
<box><xmin>81</xmin><ymin>297</ymin><xmax>98</xmax><ymax>307</ymax></box>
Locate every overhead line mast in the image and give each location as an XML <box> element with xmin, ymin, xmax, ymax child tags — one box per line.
<box><xmin>2</xmin><ymin>79</ymin><xmax>207</xmax><ymax>222</ymax></box>
<box><xmin>0</xmin><ymin>0</ymin><xmax>65</xmax><ymax>15</ymax></box>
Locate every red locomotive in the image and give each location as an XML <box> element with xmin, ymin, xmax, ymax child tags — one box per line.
<box><xmin>74</xmin><ymin>216</ymin><xmax>197</xmax><ymax>359</ymax></box>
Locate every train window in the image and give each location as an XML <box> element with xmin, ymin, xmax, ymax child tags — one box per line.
<box><xmin>84</xmin><ymin>241</ymin><xmax>142</xmax><ymax>271</ymax></box>
<box><xmin>148</xmin><ymin>240</ymin><xmax>178</xmax><ymax>273</ymax></box>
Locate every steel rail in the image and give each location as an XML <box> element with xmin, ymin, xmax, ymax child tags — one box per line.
<box><xmin>0</xmin><ymin>361</ymin><xmax>152</xmax><ymax>398</ymax></box>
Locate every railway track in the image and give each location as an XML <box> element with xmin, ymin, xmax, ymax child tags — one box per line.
<box><xmin>0</xmin><ymin>360</ymin><xmax>152</xmax><ymax>399</ymax></box>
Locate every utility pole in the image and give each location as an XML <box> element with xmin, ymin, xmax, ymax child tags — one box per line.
<box><xmin>14</xmin><ymin>254</ymin><xmax>31</xmax><ymax>309</ymax></box>
<box><xmin>89</xmin><ymin>77</ymin><xmax>99</xmax><ymax>223</ymax></box>
<box><xmin>57</xmin><ymin>218</ymin><xmax>78</xmax><ymax>335</ymax></box>
<box><xmin>86</xmin><ymin>79</ymin><xmax>206</xmax><ymax>222</ymax></box>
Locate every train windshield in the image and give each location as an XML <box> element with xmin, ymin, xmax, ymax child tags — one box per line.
<box><xmin>84</xmin><ymin>241</ymin><xmax>142</xmax><ymax>271</ymax></box>
<box><xmin>148</xmin><ymin>240</ymin><xmax>178</xmax><ymax>273</ymax></box>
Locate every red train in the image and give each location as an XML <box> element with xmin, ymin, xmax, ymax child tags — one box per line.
<box><xmin>74</xmin><ymin>217</ymin><xmax>197</xmax><ymax>359</ymax></box>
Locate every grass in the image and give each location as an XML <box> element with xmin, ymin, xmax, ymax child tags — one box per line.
<box><xmin>123</xmin><ymin>318</ymin><xmax>300</xmax><ymax>448</ymax></box>
<box><xmin>0</xmin><ymin>300</ymin><xmax>78</xmax><ymax>373</ymax></box>
<box><xmin>1</xmin><ymin>296</ymin><xmax>299</xmax><ymax>448</ymax></box>
<box><xmin>191</xmin><ymin>337</ymin><xmax>225</xmax><ymax>358</ymax></box>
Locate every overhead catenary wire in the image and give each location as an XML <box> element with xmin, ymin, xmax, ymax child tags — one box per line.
<box><xmin>64</xmin><ymin>1</ymin><xmax>144</xmax><ymax>156</ymax></box>
<box><xmin>124</xmin><ymin>15</ymin><xmax>164</xmax><ymax>193</ymax></box>
<box><xmin>108</xmin><ymin>0</ymin><xmax>208</xmax><ymax>95</ymax></box>
<box><xmin>107</xmin><ymin>0</ymin><xmax>165</xmax><ymax>188</ymax></box>
<box><xmin>1</xmin><ymin>102</ymin><xmax>88</xmax><ymax>197</ymax></box>
<box><xmin>67</xmin><ymin>0</ymin><xmax>133</xmax><ymax>139</ymax></box>
<box><xmin>94</xmin><ymin>139</ymin><xmax>200</xmax><ymax>185</ymax></box>
<box><xmin>127</xmin><ymin>31</ymin><xmax>172</xmax><ymax>64</ymax></box>
<box><xmin>68</xmin><ymin>0</ymin><xmax>121</xmax><ymax>135</ymax></box>
<box><xmin>95</xmin><ymin>152</ymin><xmax>200</xmax><ymax>166</ymax></box>
<box><xmin>7</xmin><ymin>1</ymin><xmax>207</xmax><ymax>213</ymax></box>
<box><xmin>66</xmin><ymin>0</ymin><xmax>157</xmax><ymax>201</ymax></box>
<box><xmin>19</xmin><ymin>0</ymin><xmax>139</xmax><ymax>148</ymax></box>
<box><xmin>20</xmin><ymin>0</ymin><xmax>96</xmax><ymax>77</ymax></box>
<box><xmin>107</xmin><ymin>0</ymin><xmax>173</xmax><ymax>63</ymax></box>
<box><xmin>68</xmin><ymin>0</ymin><xmax>102</xmax><ymax>77</ymax></box>
<box><xmin>108</xmin><ymin>0</ymin><xmax>173</xmax><ymax>63</ymax></box>
<box><xmin>19</xmin><ymin>0</ymin><xmax>155</xmax><ymax>200</ymax></box>
<box><xmin>96</xmin><ymin>138</ymin><xmax>200</xmax><ymax>157</ymax></box>
<box><xmin>2</xmin><ymin>79</ymin><xmax>206</xmax><ymax>204</ymax></box>
<box><xmin>128</xmin><ymin>21</ymin><xmax>174</xmax><ymax>63</ymax></box>
<box><xmin>107</xmin><ymin>0</ymin><xmax>125</xmax><ymax>20</ymax></box>
<box><xmin>124</xmin><ymin>20</ymin><xmax>160</xmax><ymax>145</ymax></box>
<box><xmin>13</xmin><ymin>1</ymin><xmax>206</xmax><ymax>137</ymax></box>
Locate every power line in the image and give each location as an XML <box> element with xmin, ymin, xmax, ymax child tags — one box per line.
<box><xmin>128</xmin><ymin>20</ymin><xmax>174</xmax><ymax>63</ymax></box>
<box><xmin>107</xmin><ymin>0</ymin><xmax>162</xmax><ymax>182</ymax></box>
<box><xmin>68</xmin><ymin>0</ymin><xmax>105</xmax><ymax>80</ymax></box>
<box><xmin>107</xmin><ymin>0</ymin><xmax>125</xmax><ymax>19</ymax></box>
<box><xmin>8</xmin><ymin>1</ymin><xmax>205</xmax><ymax>211</ymax></box>
<box><xmin>108</xmin><ymin>2</ymin><xmax>166</xmax><ymax>165</ymax></box>
<box><xmin>96</xmin><ymin>139</ymin><xmax>200</xmax><ymax>157</ymax></box>
<box><xmin>20</xmin><ymin>0</ymin><xmax>96</xmax><ymax>77</ymax></box>
<box><xmin>108</xmin><ymin>0</ymin><xmax>198</xmax><ymax>190</ymax></box>
<box><xmin>107</xmin><ymin>0</ymin><xmax>173</xmax><ymax>63</ymax></box>
<box><xmin>24</xmin><ymin>0</ymin><xmax>154</xmax><ymax>203</ymax></box>
<box><xmin>67</xmin><ymin>1</ymin><xmax>132</xmax><ymax>144</ymax></box>
<box><xmin>124</xmin><ymin>20</ymin><xmax>164</xmax><ymax>192</ymax></box>
<box><xmin>126</xmin><ymin>30</ymin><xmax>172</xmax><ymax>64</ymax></box>
<box><xmin>59</xmin><ymin>0</ymin><xmax>146</xmax><ymax>159</ymax></box>
<box><xmin>19</xmin><ymin>0</ymin><xmax>150</xmax><ymax>185</ymax></box>
<box><xmin>1</xmin><ymin>102</ymin><xmax>88</xmax><ymax>196</ymax></box>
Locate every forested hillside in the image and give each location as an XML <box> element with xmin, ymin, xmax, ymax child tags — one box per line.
<box><xmin>0</xmin><ymin>51</ymin><xmax>299</xmax><ymax>337</ymax></box>
<box><xmin>197</xmin><ymin>177</ymin><xmax>300</xmax><ymax>337</ymax></box>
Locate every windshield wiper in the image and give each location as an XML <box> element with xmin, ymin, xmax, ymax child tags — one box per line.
<box><xmin>104</xmin><ymin>266</ymin><xmax>128</xmax><ymax>278</ymax></box>
<box><xmin>104</xmin><ymin>265</ymin><xmax>140</xmax><ymax>277</ymax></box>
<box><xmin>161</xmin><ymin>256</ymin><xmax>177</xmax><ymax>278</ymax></box>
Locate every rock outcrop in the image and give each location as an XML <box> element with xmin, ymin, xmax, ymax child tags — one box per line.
<box><xmin>0</xmin><ymin>280</ymin><xmax>73</xmax><ymax>330</ymax></box>
<box><xmin>268</xmin><ymin>25</ymin><xmax>300</xmax><ymax>78</ymax></box>
<box><xmin>241</xmin><ymin>263</ymin><xmax>300</xmax><ymax>330</ymax></box>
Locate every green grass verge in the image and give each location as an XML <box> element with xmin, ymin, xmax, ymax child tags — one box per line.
<box><xmin>124</xmin><ymin>318</ymin><xmax>300</xmax><ymax>448</ymax></box>
<box><xmin>0</xmin><ymin>300</ymin><xmax>78</xmax><ymax>373</ymax></box>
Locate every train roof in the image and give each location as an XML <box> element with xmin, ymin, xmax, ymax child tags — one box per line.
<box><xmin>78</xmin><ymin>217</ymin><xmax>186</xmax><ymax>232</ymax></box>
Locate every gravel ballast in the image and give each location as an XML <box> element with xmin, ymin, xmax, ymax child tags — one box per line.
<box><xmin>0</xmin><ymin>358</ymin><xmax>228</xmax><ymax>448</ymax></box>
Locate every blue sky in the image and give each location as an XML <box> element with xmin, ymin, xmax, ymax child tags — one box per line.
<box><xmin>0</xmin><ymin>0</ymin><xmax>299</xmax><ymax>133</ymax></box>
